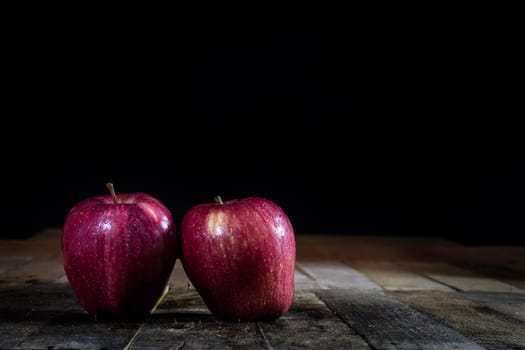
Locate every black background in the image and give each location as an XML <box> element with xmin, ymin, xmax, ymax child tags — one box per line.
<box><xmin>1</xmin><ymin>6</ymin><xmax>522</xmax><ymax>244</ymax></box>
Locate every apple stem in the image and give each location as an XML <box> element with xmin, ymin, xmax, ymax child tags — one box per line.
<box><xmin>214</xmin><ymin>195</ymin><xmax>224</xmax><ymax>205</ymax></box>
<box><xmin>106</xmin><ymin>182</ymin><xmax>120</xmax><ymax>204</ymax></box>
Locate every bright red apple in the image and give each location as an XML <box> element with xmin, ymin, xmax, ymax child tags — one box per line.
<box><xmin>181</xmin><ymin>196</ymin><xmax>296</xmax><ymax>321</ymax></box>
<box><xmin>62</xmin><ymin>183</ymin><xmax>177</xmax><ymax>316</ymax></box>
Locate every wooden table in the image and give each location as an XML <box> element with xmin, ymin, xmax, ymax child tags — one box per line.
<box><xmin>1</xmin><ymin>229</ymin><xmax>524</xmax><ymax>349</ymax></box>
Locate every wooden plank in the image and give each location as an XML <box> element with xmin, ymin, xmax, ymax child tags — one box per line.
<box><xmin>296</xmin><ymin>234</ymin><xmax>456</xmax><ymax>246</ymax></box>
<box><xmin>124</xmin><ymin>321</ymin><xmax>186</xmax><ymax>350</ymax></box>
<box><xmin>257</xmin><ymin>291</ymin><xmax>371</xmax><ymax>349</ymax></box>
<box><xmin>168</xmin><ymin>260</ymin><xmax>192</xmax><ymax>290</ymax></box>
<box><xmin>7</xmin><ymin>283</ymin><xmax>146</xmax><ymax>349</ymax></box>
<box><xmin>294</xmin><ymin>265</ymin><xmax>321</xmax><ymax>290</ymax></box>
<box><xmin>317</xmin><ymin>289</ymin><xmax>484</xmax><ymax>350</ymax></box>
<box><xmin>152</xmin><ymin>289</ymin><xmax>212</xmax><ymax>315</ymax></box>
<box><xmin>297</xmin><ymin>244</ymin><xmax>445</xmax><ymax>262</ymax></box>
<box><xmin>464</xmin><ymin>246</ymin><xmax>525</xmax><ymax>264</ymax></box>
<box><xmin>130</xmin><ymin>290</ymin><xmax>372</xmax><ymax>350</ymax></box>
<box><xmin>53</xmin><ymin>274</ymin><xmax>69</xmax><ymax>284</ymax></box>
<box><xmin>128</xmin><ymin>289</ymin><xmax>266</xmax><ymax>349</ymax></box>
<box><xmin>296</xmin><ymin>261</ymin><xmax>381</xmax><ymax>290</ymax></box>
<box><xmin>295</xmin><ymin>235</ymin><xmax>464</xmax><ymax>263</ymax></box>
<box><xmin>399</xmin><ymin>261</ymin><xmax>525</xmax><ymax>293</ymax></box>
<box><xmin>129</xmin><ymin>318</ymin><xmax>263</xmax><ymax>350</ymax></box>
<box><xmin>0</xmin><ymin>229</ymin><xmax>62</xmax><ymax>257</ymax></box>
<box><xmin>14</xmin><ymin>286</ymin><xmax>170</xmax><ymax>350</ymax></box>
<box><xmin>0</xmin><ymin>232</ymin><xmax>136</xmax><ymax>348</ymax></box>
<box><xmin>0</xmin><ymin>240</ymin><xmax>61</xmax><ymax>257</ymax></box>
<box><xmin>0</xmin><ymin>283</ymin><xmax>79</xmax><ymax>349</ymax></box>
<box><xmin>0</xmin><ymin>265</ymin><xmax>144</xmax><ymax>349</ymax></box>
<box><xmin>460</xmin><ymin>291</ymin><xmax>525</xmax><ymax>323</ymax></box>
<box><xmin>0</xmin><ymin>256</ymin><xmax>32</xmax><ymax>274</ymax></box>
<box><xmin>0</xmin><ymin>241</ymin><xmax>39</xmax><ymax>257</ymax></box>
<box><xmin>457</xmin><ymin>262</ymin><xmax>525</xmax><ymax>290</ymax></box>
<box><xmin>0</xmin><ymin>255</ymin><xmax>64</xmax><ymax>286</ymax></box>
<box><xmin>390</xmin><ymin>290</ymin><xmax>525</xmax><ymax>350</ymax></box>
<box><xmin>27</xmin><ymin>228</ymin><xmax>62</xmax><ymax>241</ymax></box>
<box><xmin>349</xmin><ymin>261</ymin><xmax>453</xmax><ymax>291</ymax></box>
<box><xmin>16</xmin><ymin>315</ymin><xmax>143</xmax><ymax>350</ymax></box>
<box><xmin>297</xmin><ymin>244</ymin><xmax>495</xmax><ymax>263</ymax></box>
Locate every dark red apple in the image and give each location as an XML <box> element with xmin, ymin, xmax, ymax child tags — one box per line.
<box><xmin>181</xmin><ymin>196</ymin><xmax>295</xmax><ymax>321</ymax></box>
<box><xmin>62</xmin><ymin>183</ymin><xmax>177</xmax><ymax>316</ymax></box>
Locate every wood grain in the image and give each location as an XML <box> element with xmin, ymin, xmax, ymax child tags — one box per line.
<box><xmin>257</xmin><ymin>291</ymin><xmax>371</xmax><ymax>349</ymax></box>
<box><xmin>1</xmin><ymin>230</ymin><xmax>525</xmax><ymax>349</ymax></box>
<box><xmin>0</xmin><ymin>284</ymin><xmax>79</xmax><ymax>349</ymax></box>
<box><xmin>16</xmin><ymin>316</ymin><xmax>143</xmax><ymax>350</ymax></box>
<box><xmin>349</xmin><ymin>261</ymin><xmax>453</xmax><ymax>291</ymax></box>
<box><xmin>457</xmin><ymin>262</ymin><xmax>525</xmax><ymax>290</ymax></box>
<box><xmin>296</xmin><ymin>261</ymin><xmax>381</xmax><ymax>290</ymax></box>
<box><xmin>390</xmin><ymin>290</ymin><xmax>525</xmax><ymax>350</ymax></box>
<box><xmin>398</xmin><ymin>261</ymin><xmax>525</xmax><ymax>293</ymax></box>
<box><xmin>317</xmin><ymin>289</ymin><xmax>484</xmax><ymax>350</ymax></box>
<box><xmin>460</xmin><ymin>291</ymin><xmax>525</xmax><ymax>323</ymax></box>
<box><xmin>294</xmin><ymin>267</ymin><xmax>321</xmax><ymax>290</ymax></box>
<box><xmin>128</xmin><ymin>290</ymin><xmax>265</xmax><ymax>350</ymax></box>
<box><xmin>0</xmin><ymin>255</ymin><xmax>64</xmax><ymax>286</ymax></box>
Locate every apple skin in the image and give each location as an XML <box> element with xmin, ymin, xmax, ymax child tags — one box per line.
<box><xmin>181</xmin><ymin>197</ymin><xmax>296</xmax><ymax>321</ymax></box>
<box><xmin>62</xmin><ymin>192</ymin><xmax>177</xmax><ymax>316</ymax></box>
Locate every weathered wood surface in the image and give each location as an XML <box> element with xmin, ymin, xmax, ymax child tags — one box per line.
<box><xmin>317</xmin><ymin>289</ymin><xmax>484</xmax><ymax>350</ymax></box>
<box><xmin>457</xmin><ymin>261</ymin><xmax>525</xmax><ymax>290</ymax></box>
<box><xmin>296</xmin><ymin>261</ymin><xmax>381</xmax><ymax>290</ymax></box>
<box><xmin>255</xmin><ymin>292</ymin><xmax>371</xmax><ymax>350</ymax></box>
<box><xmin>0</xmin><ymin>257</ymin><xmax>32</xmax><ymax>275</ymax></box>
<box><xmin>390</xmin><ymin>290</ymin><xmax>525</xmax><ymax>349</ymax></box>
<box><xmin>0</xmin><ymin>255</ymin><xmax>64</xmax><ymax>287</ymax></box>
<box><xmin>459</xmin><ymin>291</ymin><xmax>525</xmax><ymax>323</ymax></box>
<box><xmin>1</xmin><ymin>229</ymin><xmax>525</xmax><ymax>349</ymax></box>
<box><xmin>349</xmin><ymin>261</ymin><xmax>453</xmax><ymax>291</ymax></box>
<box><xmin>398</xmin><ymin>261</ymin><xmax>525</xmax><ymax>293</ymax></box>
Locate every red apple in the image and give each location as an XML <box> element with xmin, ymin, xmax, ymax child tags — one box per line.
<box><xmin>62</xmin><ymin>183</ymin><xmax>177</xmax><ymax>316</ymax></box>
<box><xmin>181</xmin><ymin>196</ymin><xmax>296</xmax><ymax>321</ymax></box>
